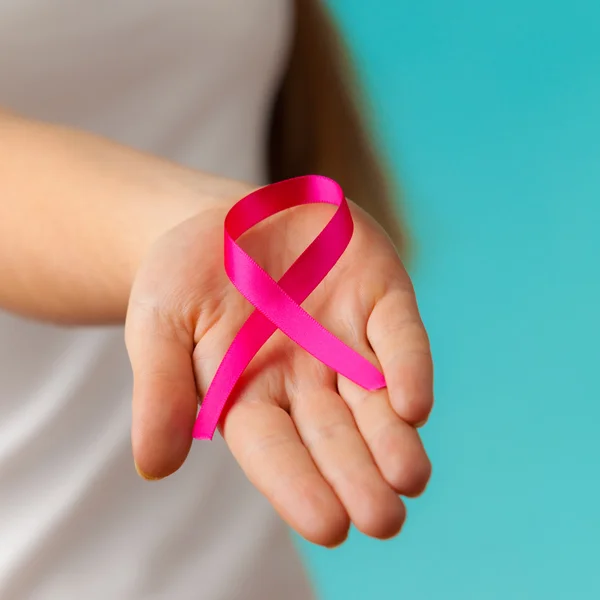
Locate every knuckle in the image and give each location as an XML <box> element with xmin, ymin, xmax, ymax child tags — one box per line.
<box><xmin>240</xmin><ymin>430</ymin><xmax>295</xmax><ymax>466</ymax></box>
<box><xmin>303</xmin><ymin>420</ymin><xmax>354</xmax><ymax>452</ymax></box>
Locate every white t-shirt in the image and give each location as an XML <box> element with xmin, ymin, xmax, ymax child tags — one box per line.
<box><xmin>0</xmin><ymin>1</ymin><xmax>315</xmax><ymax>598</ymax></box>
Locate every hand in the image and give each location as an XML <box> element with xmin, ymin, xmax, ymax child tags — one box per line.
<box><xmin>125</xmin><ymin>190</ymin><xmax>433</xmax><ymax>547</ymax></box>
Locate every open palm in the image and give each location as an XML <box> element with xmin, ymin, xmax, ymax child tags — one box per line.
<box><xmin>126</xmin><ymin>193</ymin><xmax>433</xmax><ymax>547</ymax></box>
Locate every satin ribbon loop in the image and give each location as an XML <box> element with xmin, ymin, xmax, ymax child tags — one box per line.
<box><xmin>193</xmin><ymin>175</ymin><xmax>386</xmax><ymax>440</ymax></box>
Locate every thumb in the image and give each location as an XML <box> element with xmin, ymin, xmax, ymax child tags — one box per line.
<box><xmin>125</xmin><ymin>301</ymin><xmax>198</xmax><ymax>480</ymax></box>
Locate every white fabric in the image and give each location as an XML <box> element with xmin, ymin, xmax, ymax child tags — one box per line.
<box><xmin>0</xmin><ymin>1</ymin><xmax>315</xmax><ymax>598</ymax></box>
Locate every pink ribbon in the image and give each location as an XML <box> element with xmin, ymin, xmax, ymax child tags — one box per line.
<box><xmin>193</xmin><ymin>175</ymin><xmax>386</xmax><ymax>440</ymax></box>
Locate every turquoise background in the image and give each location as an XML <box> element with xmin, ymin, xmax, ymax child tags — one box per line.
<box><xmin>299</xmin><ymin>1</ymin><xmax>600</xmax><ymax>599</ymax></box>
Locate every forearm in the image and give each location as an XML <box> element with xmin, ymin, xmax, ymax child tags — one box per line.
<box><xmin>0</xmin><ymin>110</ymin><xmax>243</xmax><ymax>323</ymax></box>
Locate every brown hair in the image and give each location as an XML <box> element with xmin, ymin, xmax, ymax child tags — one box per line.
<box><xmin>268</xmin><ymin>0</ymin><xmax>407</xmax><ymax>255</ymax></box>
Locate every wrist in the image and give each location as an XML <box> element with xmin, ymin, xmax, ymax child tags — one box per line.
<box><xmin>129</xmin><ymin>171</ymin><xmax>251</xmax><ymax>267</ymax></box>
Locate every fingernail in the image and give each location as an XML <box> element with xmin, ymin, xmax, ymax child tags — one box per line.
<box><xmin>134</xmin><ymin>461</ymin><xmax>162</xmax><ymax>481</ymax></box>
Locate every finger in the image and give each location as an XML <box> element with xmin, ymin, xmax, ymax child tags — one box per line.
<box><xmin>125</xmin><ymin>303</ymin><xmax>197</xmax><ymax>480</ymax></box>
<box><xmin>367</xmin><ymin>287</ymin><xmax>434</xmax><ymax>426</ymax></box>
<box><xmin>223</xmin><ymin>398</ymin><xmax>350</xmax><ymax>548</ymax></box>
<box><xmin>337</xmin><ymin>378</ymin><xmax>431</xmax><ymax>497</ymax></box>
<box><xmin>290</xmin><ymin>387</ymin><xmax>406</xmax><ymax>539</ymax></box>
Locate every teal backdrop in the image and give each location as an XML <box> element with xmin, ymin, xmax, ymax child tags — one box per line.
<box><xmin>298</xmin><ymin>1</ymin><xmax>600</xmax><ymax>599</ymax></box>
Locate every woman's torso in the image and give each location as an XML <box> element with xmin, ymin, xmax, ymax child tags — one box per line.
<box><xmin>0</xmin><ymin>1</ymin><xmax>314</xmax><ymax>598</ymax></box>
